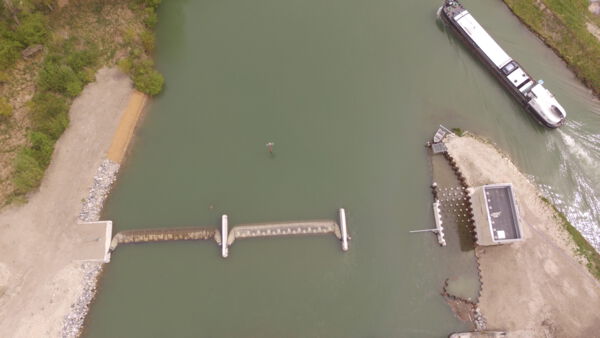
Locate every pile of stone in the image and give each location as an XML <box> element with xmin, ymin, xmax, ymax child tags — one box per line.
<box><xmin>79</xmin><ymin>159</ymin><xmax>120</xmax><ymax>222</ymax></box>
<box><xmin>60</xmin><ymin>263</ymin><xmax>102</xmax><ymax>338</ymax></box>
<box><xmin>474</xmin><ymin>307</ymin><xmax>488</xmax><ymax>331</ymax></box>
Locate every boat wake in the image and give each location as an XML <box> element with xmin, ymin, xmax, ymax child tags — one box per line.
<box><xmin>538</xmin><ymin>122</ymin><xmax>600</xmax><ymax>250</ymax></box>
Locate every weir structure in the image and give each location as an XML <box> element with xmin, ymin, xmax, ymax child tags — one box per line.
<box><xmin>108</xmin><ymin>209</ymin><xmax>350</xmax><ymax>258</ymax></box>
<box><xmin>109</xmin><ymin>227</ymin><xmax>218</xmax><ymax>252</ymax></box>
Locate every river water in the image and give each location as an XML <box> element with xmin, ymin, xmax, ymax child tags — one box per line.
<box><xmin>84</xmin><ymin>0</ymin><xmax>600</xmax><ymax>337</ymax></box>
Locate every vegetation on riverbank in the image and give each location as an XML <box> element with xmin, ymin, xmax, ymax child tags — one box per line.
<box><xmin>0</xmin><ymin>0</ymin><xmax>164</xmax><ymax>205</ymax></box>
<box><xmin>540</xmin><ymin>196</ymin><xmax>600</xmax><ymax>281</ymax></box>
<box><xmin>502</xmin><ymin>0</ymin><xmax>600</xmax><ymax>96</ymax></box>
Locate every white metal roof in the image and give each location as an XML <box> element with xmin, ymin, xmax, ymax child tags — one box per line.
<box><xmin>456</xmin><ymin>13</ymin><xmax>512</xmax><ymax>68</ymax></box>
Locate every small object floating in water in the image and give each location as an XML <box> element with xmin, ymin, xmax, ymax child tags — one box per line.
<box><xmin>266</xmin><ymin>142</ymin><xmax>274</xmax><ymax>154</ymax></box>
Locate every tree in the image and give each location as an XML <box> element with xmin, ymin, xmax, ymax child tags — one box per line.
<box><xmin>134</xmin><ymin>67</ymin><xmax>164</xmax><ymax>96</ymax></box>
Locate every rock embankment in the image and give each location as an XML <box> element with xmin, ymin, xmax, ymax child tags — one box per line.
<box><xmin>60</xmin><ymin>263</ymin><xmax>102</xmax><ymax>338</ymax></box>
<box><xmin>79</xmin><ymin>159</ymin><xmax>120</xmax><ymax>222</ymax></box>
<box><xmin>60</xmin><ymin>159</ymin><xmax>120</xmax><ymax>338</ymax></box>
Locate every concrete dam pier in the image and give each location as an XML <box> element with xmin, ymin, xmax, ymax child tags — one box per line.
<box><xmin>108</xmin><ymin>209</ymin><xmax>350</xmax><ymax>258</ymax></box>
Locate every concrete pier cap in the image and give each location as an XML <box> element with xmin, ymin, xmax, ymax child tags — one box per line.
<box><xmin>339</xmin><ymin>208</ymin><xmax>349</xmax><ymax>251</ymax></box>
<box><xmin>221</xmin><ymin>214</ymin><xmax>229</xmax><ymax>258</ymax></box>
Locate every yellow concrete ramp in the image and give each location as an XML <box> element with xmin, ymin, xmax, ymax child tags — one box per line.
<box><xmin>107</xmin><ymin>91</ymin><xmax>147</xmax><ymax>163</ymax></box>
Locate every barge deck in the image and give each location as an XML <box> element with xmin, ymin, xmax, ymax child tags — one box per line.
<box><xmin>438</xmin><ymin>0</ymin><xmax>567</xmax><ymax>128</ymax></box>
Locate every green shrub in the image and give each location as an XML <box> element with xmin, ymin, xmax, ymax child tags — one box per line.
<box><xmin>117</xmin><ymin>57</ymin><xmax>133</xmax><ymax>74</ymax></box>
<box><xmin>0</xmin><ymin>22</ymin><xmax>16</xmax><ymax>40</ymax></box>
<box><xmin>31</xmin><ymin>92</ymin><xmax>68</xmax><ymax>118</ymax></box>
<box><xmin>123</xmin><ymin>28</ymin><xmax>136</xmax><ymax>45</ymax></box>
<box><xmin>66</xmin><ymin>48</ymin><xmax>98</xmax><ymax>73</ymax></box>
<box><xmin>130</xmin><ymin>47</ymin><xmax>143</xmax><ymax>58</ymax></box>
<box><xmin>140</xmin><ymin>31</ymin><xmax>155</xmax><ymax>52</ymax></box>
<box><xmin>26</xmin><ymin>131</ymin><xmax>54</xmax><ymax>167</ymax></box>
<box><xmin>0</xmin><ymin>97</ymin><xmax>13</xmax><ymax>119</ymax></box>
<box><xmin>451</xmin><ymin>128</ymin><xmax>464</xmax><ymax>137</ymax></box>
<box><xmin>143</xmin><ymin>7</ymin><xmax>158</xmax><ymax>28</ymax></box>
<box><xmin>65</xmin><ymin>80</ymin><xmax>83</xmax><ymax>97</ymax></box>
<box><xmin>134</xmin><ymin>68</ymin><xmax>163</xmax><ymax>95</ymax></box>
<box><xmin>38</xmin><ymin>62</ymin><xmax>83</xmax><ymax>96</ymax></box>
<box><xmin>78</xmin><ymin>68</ymin><xmax>96</xmax><ymax>83</ymax></box>
<box><xmin>15</xmin><ymin>13</ymin><xmax>49</xmax><ymax>46</ymax></box>
<box><xmin>13</xmin><ymin>151</ymin><xmax>44</xmax><ymax>193</ymax></box>
<box><xmin>132</xmin><ymin>60</ymin><xmax>163</xmax><ymax>95</ymax></box>
<box><xmin>36</xmin><ymin>110</ymin><xmax>69</xmax><ymax>140</ymax></box>
<box><xmin>38</xmin><ymin>40</ymin><xmax>97</xmax><ymax>95</ymax></box>
<box><xmin>138</xmin><ymin>0</ymin><xmax>162</xmax><ymax>9</ymax></box>
<box><xmin>30</xmin><ymin>92</ymin><xmax>70</xmax><ymax>139</ymax></box>
<box><xmin>0</xmin><ymin>38</ymin><xmax>23</xmax><ymax>70</ymax></box>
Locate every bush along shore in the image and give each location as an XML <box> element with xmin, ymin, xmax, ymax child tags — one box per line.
<box><xmin>0</xmin><ymin>0</ymin><xmax>164</xmax><ymax>206</ymax></box>
<box><xmin>502</xmin><ymin>0</ymin><xmax>600</xmax><ymax>96</ymax></box>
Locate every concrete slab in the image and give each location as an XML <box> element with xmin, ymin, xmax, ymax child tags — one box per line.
<box><xmin>73</xmin><ymin>221</ymin><xmax>112</xmax><ymax>263</ymax></box>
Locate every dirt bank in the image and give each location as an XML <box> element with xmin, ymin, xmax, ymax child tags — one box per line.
<box><xmin>446</xmin><ymin>135</ymin><xmax>600</xmax><ymax>337</ymax></box>
<box><xmin>0</xmin><ymin>68</ymin><xmax>133</xmax><ymax>337</ymax></box>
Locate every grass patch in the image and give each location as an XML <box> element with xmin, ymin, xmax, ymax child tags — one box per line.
<box><xmin>503</xmin><ymin>0</ymin><xmax>600</xmax><ymax>95</ymax></box>
<box><xmin>540</xmin><ymin>196</ymin><xmax>600</xmax><ymax>281</ymax></box>
<box><xmin>451</xmin><ymin>127</ymin><xmax>464</xmax><ymax>136</ymax></box>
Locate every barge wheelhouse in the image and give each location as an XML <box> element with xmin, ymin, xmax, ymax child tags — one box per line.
<box><xmin>438</xmin><ymin>0</ymin><xmax>566</xmax><ymax>128</ymax></box>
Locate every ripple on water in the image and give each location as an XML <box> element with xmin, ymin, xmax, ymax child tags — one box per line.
<box><xmin>536</xmin><ymin>124</ymin><xmax>600</xmax><ymax>251</ymax></box>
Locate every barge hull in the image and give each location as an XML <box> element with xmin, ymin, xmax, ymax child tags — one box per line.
<box><xmin>438</xmin><ymin>1</ymin><xmax>566</xmax><ymax>128</ymax></box>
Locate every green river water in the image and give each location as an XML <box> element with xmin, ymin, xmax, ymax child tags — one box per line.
<box><xmin>85</xmin><ymin>0</ymin><xmax>600</xmax><ymax>337</ymax></box>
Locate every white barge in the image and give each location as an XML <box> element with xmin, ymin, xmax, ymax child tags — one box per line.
<box><xmin>439</xmin><ymin>0</ymin><xmax>567</xmax><ymax>128</ymax></box>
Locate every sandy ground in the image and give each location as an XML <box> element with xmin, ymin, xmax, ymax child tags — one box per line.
<box><xmin>0</xmin><ymin>68</ymin><xmax>133</xmax><ymax>337</ymax></box>
<box><xmin>446</xmin><ymin>135</ymin><xmax>600</xmax><ymax>337</ymax></box>
<box><xmin>107</xmin><ymin>91</ymin><xmax>147</xmax><ymax>163</ymax></box>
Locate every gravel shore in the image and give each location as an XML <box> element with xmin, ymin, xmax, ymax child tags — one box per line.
<box><xmin>60</xmin><ymin>159</ymin><xmax>120</xmax><ymax>338</ymax></box>
<box><xmin>0</xmin><ymin>68</ymin><xmax>133</xmax><ymax>338</ymax></box>
<box><xmin>79</xmin><ymin>160</ymin><xmax>120</xmax><ymax>223</ymax></box>
<box><xmin>60</xmin><ymin>263</ymin><xmax>102</xmax><ymax>338</ymax></box>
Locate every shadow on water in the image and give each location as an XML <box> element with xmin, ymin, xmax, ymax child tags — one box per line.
<box><xmin>456</xmin><ymin>215</ymin><xmax>476</xmax><ymax>252</ymax></box>
<box><xmin>431</xmin><ymin>153</ymin><xmax>475</xmax><ymax>253</ymax></box>
<box><xmin>430</xmin><ymin>149</ymin><xmax>480</xmax><ymax>300</ymax></box>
